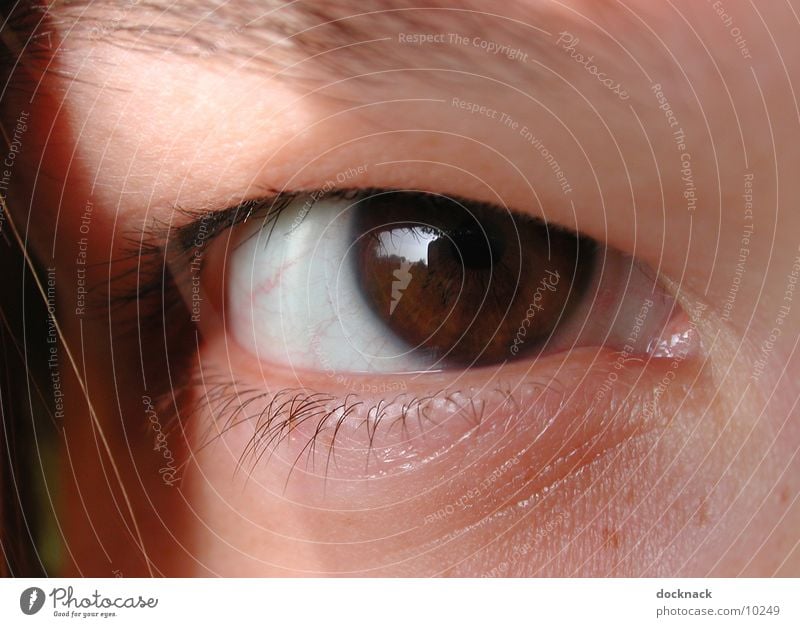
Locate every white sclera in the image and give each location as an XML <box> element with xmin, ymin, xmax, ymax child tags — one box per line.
<box><xmin>227</xmin><ymin>196</ymin><xmax>437</xmax><ymax>374</ymax></box>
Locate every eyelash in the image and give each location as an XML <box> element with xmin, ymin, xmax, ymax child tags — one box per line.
<box><xmin>113</xmin><ymin>192</ymin><xmax>290</xmax><ymax>310</ymax></box>
<box><xmin>177</xmin><ymin>369</ymin><xmax>562</xmax><ymax>485</ymax></box>
<box><xmin>183</xmin><ymin>377</ymin><xmax>452</xmax><ymax>483</ymax></box>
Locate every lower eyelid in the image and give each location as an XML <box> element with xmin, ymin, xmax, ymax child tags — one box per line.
<box><xmin>191</xmin><ymin>338</ymin><xmax>702</xmax><ymax>506</ymax></box>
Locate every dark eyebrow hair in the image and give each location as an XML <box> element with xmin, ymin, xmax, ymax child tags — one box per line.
<box><xmin>4</xmin><ymin>0</ymin><xmax>636</xmax><ymax>89</ymax></box>
<box><xmin>44</xmin><ymin>0</ymin><xmax>552</xmax><ymax>50</ymax></box>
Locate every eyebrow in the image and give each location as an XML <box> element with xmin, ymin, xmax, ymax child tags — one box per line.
<box><xmin>15</xmin><ymin>0</ymin><xmax>636</xmax><ymax>88</ymax></box>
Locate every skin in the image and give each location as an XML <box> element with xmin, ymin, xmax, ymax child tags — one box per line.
<box><xmin>1</xmin><ymin>0</ymin><xmax>799</xmax><ymax>576</ymax></box>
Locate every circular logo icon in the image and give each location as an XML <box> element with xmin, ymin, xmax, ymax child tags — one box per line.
<box><xmin>20</xmin><ymin>587</ymin><xmax>45</xmax><ymax>615</ymax></box>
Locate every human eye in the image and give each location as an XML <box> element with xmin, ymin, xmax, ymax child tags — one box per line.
<box><xmin>162</xmin><ymin>184</ymin><xmax>701</xmax><ymax>490</ymax></box>
<box><xmin>219</xmin><ymin>188</ymin><xmax>684</xmax><ymax>374</ymax></box>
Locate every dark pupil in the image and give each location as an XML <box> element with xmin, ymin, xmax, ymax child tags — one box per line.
<box><xmin>352</xmin><ymin>191</ymin><xmax>591</xmax><ymax>367</ymax></box>
<box><xmin>447</xmin><ymin>224</ymin><xmax>504</xmax><ymax>270</ymax></box>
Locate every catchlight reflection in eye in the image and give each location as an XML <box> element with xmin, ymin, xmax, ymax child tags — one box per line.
<box><xmin>223</xmin><ymin>190</ymin><xmax>680</xmax><ymax>374</ymax></box>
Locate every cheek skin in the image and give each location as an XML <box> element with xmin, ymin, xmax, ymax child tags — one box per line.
<box><xmin>180</xmin><ymin>327</ymin><xmax>715</xmax><ymax>576</ymax></box>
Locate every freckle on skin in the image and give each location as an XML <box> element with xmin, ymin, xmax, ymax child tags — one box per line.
<box><xmin>694</xmin><ymin>500</ymin><xmax>710</xmax><ymax>526</ymax></box>
<box><xmin>602</xmin><ymin>527</ymin><xmax>620</xmax><ymax>550</ymax></box>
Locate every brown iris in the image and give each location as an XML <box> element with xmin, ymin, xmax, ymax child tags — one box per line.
<box><xmin>352</xmin><ymin>191</ymin><xmax>593</xmax><ymax>367</ymax></box>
